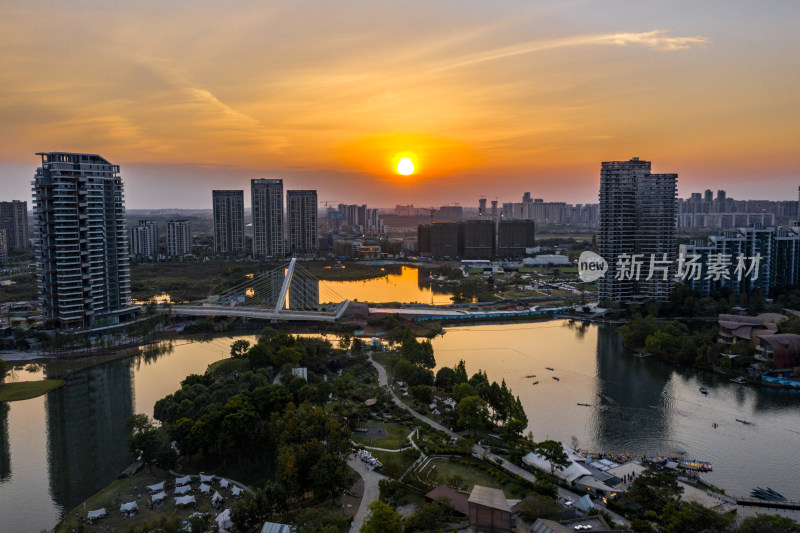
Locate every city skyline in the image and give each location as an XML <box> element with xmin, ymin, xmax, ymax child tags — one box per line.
<box><xmin>2</xmin><ymin>1</ymin><xmax>799</xmax><ymax>208</ymax></box>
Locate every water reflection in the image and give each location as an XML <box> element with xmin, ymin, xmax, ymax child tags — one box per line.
<box><xmin>592</xmin><ymin>326</ymin><xmax>672</xmax><ymax>453</ymax></box>
<box><xmin>319</xmin><ymin>265</ymin><xmax>454</xmax><ymax>305</ymax></box>
<box><xmin>45</xmin><ymin>360</ymin><xmax>135</xmax><ymax>514</ymax></box>
<box><xmin>0</xmin><ymin>403</ymin><xmax>9</xmax><ymax>482</ymax></box>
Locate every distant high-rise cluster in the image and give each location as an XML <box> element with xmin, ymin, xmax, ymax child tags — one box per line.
<box><xmin>326</xmin><ymin>203</ymin><xmax>384</xmax><ymax>235</ymax></box>
<box><xmin>678</xmin><ymin>189</ymin><xmax>798</xmax><ymax>228</ymax></box>
<box><xmin>214</xmin><ymin>180</ymin><xmax>318</xmax><ymax>258</ymax></box>
<box><xmin>598</xmin><ymin>157</ymin><xmax>677</xmax><ymax>304</ymax></box>
<box><xmin>32</xmin><ymin>152</ymin><xmax>135</xmax><ymax>329</ymax></box>
<box><xmin>501</xmin><ymin>195</ymin><xmax>598</xmax><ymax>227</ymax></box>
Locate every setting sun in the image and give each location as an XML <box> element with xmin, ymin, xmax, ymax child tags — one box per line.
<box><xmin>397</xmin><ymin>157</ymin><xmax>415</xmax><ymax>175</ymax></box>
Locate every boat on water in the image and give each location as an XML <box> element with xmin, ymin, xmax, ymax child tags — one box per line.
<box><xmin>751</xmin><ymin>487</ymin><xmax>787</xmax><ymax>502</ymax></box>
<box><xmin>730</xmin><ymin>376</ymin><xmax>748</xmax><ymax>384</ymax></box>
<box><xmin>545</xmin><ymin>367</ymin><xmax>554</xmax><ymax>371</ymax></box>
<box><xmin>552</xmin><ymin>376</ymin><xmax>560</xmax><ymax>381</ymax></box>
<box><xmin>577</xmin><ymin>403</ymin><xmax>591</xmax><ymax>407</ymax></box>
<box><xmin>699</xmin><ymin>387</ymin><xmax>709</xmax><ymax>394</ymax></box>
<box><xmin>736</xmin><ymin>419</ymin><xmax>751</xmax><ymax>425</ymax></box>
<box><xmin>633</xmin><ymin>352</ymin><xmax>652</xmax><ymax>358</ymax></box>
<box><xmin>532</xmin><ymin>381</ymin><xmax>539</xmax><ymax>385</ymax></box>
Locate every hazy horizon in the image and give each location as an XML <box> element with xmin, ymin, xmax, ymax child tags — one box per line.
<box><xmin>2</xmin><ymin>0</ymin><xmax>799</xmax><ymax>208</ymax></box>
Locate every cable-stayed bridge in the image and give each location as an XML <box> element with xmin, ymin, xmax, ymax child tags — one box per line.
<box><xmin>170</xmin><ymin>258</ymin><xmax>351</xmax><ymax>322</ymax></box>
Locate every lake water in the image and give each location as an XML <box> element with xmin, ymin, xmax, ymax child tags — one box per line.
<box><xmin>319</xmin><ymin>265</ymin><xmax>454</xmax><ymax>305</ymax></box>
<box><xmin>2</xmin><ymin>321</ymin><xmax>800</xmax><ymax>531</ymax></box>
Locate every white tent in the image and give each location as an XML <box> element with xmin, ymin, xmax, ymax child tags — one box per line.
<box><xmin>216</xmin><ymin>508</ymin><xmax>233</xmax><ymax>532</ymax></box>
<box><xmin>212</xmin><ymin>491</ymin><xmax>223</xmax><ymax>503</ymax></box>
<box><xmin>175</xmin><ymin>475</ymin><xmax>192</xmax><ymax>486</ymax></box>
<box><xmin>175</xmin><ymin>495</ymin><xmax>196</xmax><ymax>507</ymax></box>
<box><xmin>120</xmin><ymin>501</ymin><xmax>138</xmax><ymax>513</ymax></box>
<box><xmin>199</xmin><ymin>474</ymin><xmax>214</xmax><ymax>483</ymax></box>
<box><xmin>146</xmin><ymin>481</ymin><xmax>165</xmax><ymax>493</ymax></box>
<box><xmin>219</xmin><ymin>478</ymin><xmax>231</xmax><ymax>489</ymax></box>
<box><xmin>152</xmin><ymin>491</ymin><xmax>167</xmax><ymax>502</ymax></box>
<box><xmin>87</xmin><ymin>508</ymin><xmax>107</xmax><ymax>520</ymax></box>
<box><xmin>199</xmin><ymin>483</ymin><xmax>212</xmax><ymax>494</ymax></box>
<box><xmin>231</xmin><ymin>485</ymin><xmax>243</xmax><ymax>497</ymax></box>
<box><xmin>175</xmin><ymin>484</ymin><xmax>192</xmax><ymax>495</ymax></box>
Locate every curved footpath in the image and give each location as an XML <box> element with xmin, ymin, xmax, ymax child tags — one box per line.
<box><xmin>368</xmin><ymin>355</ymin><xmax>631</xmax><ymax>527</ymax></box>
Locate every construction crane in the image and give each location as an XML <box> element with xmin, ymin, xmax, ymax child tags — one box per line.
<box><xmin>424</xmin><ymin>207</ymin><xmax>436</xmax><ymax>225</ymax></box>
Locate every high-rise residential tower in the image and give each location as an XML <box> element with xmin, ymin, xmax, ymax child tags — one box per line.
<box><xmin>32</xmin><ymin>152</ymin><xmax>134</xmax><ymax>329</ymax></box>
<box><xmin>212</xmin><ymin>190</ymin><xmax>245</xmax><ymax>255</ymax></box>
<box><xmin>0</xmin><ymin>200</ymin><xmax>29</xmax><ymax>249</ymax></box>
<box><xmin>287</xmin><ymin>190</ymin><xmax>318</xmax><ymax>255</ymax></box>
<box><xmin>166</xmin><ymin>219</ymin><xmax>192</xmax><ymax>258</ymax></box>
<box><xmin>251</xmin><ymin>178</ymin><xmax>284</xmax><ymax>258</ymax></box>
<box><xmin>0</xmin><ymin>229</ymin><xmax>7</xmax><ymax>266</ymax></box>
<box><xmin>129</xmin><ymin>220</ymin><xmax>158</xmax><ymax>260</ymax></box>
<box><xmin>598</xmin><ymin>157</ymin><xmax>677</xmax><ymax>303</ymax></box>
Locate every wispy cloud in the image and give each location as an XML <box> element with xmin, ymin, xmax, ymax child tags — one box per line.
<box><xmin>437</xmin><ymin>30</ymin><xmax>709</xmax><ymax>71</ymax></box>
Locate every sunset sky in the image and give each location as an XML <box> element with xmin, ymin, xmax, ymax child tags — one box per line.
<box><xmin>1</xmin><ymin>0</ymin><xmax>799</xmax><ymax>208</ymax></box>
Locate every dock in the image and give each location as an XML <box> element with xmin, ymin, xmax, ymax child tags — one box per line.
<box><xmin>735</xmin><ymin>497</ymin><xmax>800</xmax><ymax>510</ymax></box>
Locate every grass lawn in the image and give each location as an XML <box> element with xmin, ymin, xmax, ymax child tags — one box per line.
<box><xmin>371</xmin><ymin>449</ymin><xmax>419</xmax><ymax>479</ymax></box>
<box><xmin>54</xmin><ymin>467</ymin><xmax>224</xmax><ymax>533</ymax></box>
<box><xmin>418</xmin><ymin>458</ymin><xmax>505</xmax><ymax>492</ymax></box>
<box><xmin>0</xmin><ymin>379</ymin><xmax>64</xmax><ymax>402</ymax></box>
<box><xmin>352</xmin><ymin>423</ymin><xmax>412</xmax><ymax>449</ymax></box>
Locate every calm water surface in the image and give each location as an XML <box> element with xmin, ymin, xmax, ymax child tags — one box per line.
<box><xmin>2</xmin><ymin>320</ymin><xmax>800</xmax><ymax>530</ymax></box>
<box><xmin>320</xmin><ymin>265</ymin><xmax>454</xmax><ymax>305</ymax></box>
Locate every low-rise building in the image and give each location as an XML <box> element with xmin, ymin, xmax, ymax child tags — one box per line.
<box><xmin>753</xmin><ymin>333</ymin><xmax>800</xmax><ymax>369</ymax></box>
<box><xmin>468</xmin><ymin>485</ymin><xmax>513</xmax><ymax>533</ymax></box>
<box><xmin>717</xmin><ymin>313</ymin><xmax>785</xmax><ymax>344</ymax></box>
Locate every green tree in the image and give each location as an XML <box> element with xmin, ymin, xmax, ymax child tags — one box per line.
<box><xmin>533</xmin><ymin>440</ymin><xmax>570</xmax><ymax>476</ymax></box>
<box><xmin>338</xmin><ymin>335</ymin><xmax>352</xmax><ymax>350</ymax></box>
<box><xmin>517</xmin><ymin>493</ymin><xmax>561</xmax><ymax>522</ymax></box>
<box><xmin>291</xmin><ymin>508</ymin><xmax>349</xmax><ymax>533</ymax></box>
<box><xmin>435</xmin><ymin>367</ymin><xmax>456</xmax><ymax>391</ymax></box>
<box><xmin>627</xmin><ymin>469</ymin><xmax>683</xmax><ymax>513</ymax></box>
<box><xmin>456</xmin><ymin>395</ymin><xmax>489</xmax><ymax>435</ymax></box>
<box><xmin>737</xmin><ymin>514</ymin><xmax>800</xmax><ymax>533</ymax></box>
<box><xmin>453</xmin><ymin>360</ymin><xmax>468</xmax><ymax>384</ymax></box>
<box><xmin>411</xmin><ymin>385</ymin><xmax>434</xmax><ymax>404</ymax></box>
<box><xmin>230</xmin><ymin>339</ymin><xmax>251</xmax><ymax>358</ymax></box>
<box><xmin>125</xmin><ymin>414</ymin><xmax>163</xmax><ymax>469</ymax></box>
<box><xmin>403</xmin><ymin>499</ymin><xmax>450</xmax><ymax>532</ymax></box>
<box><xmin>361</xmin><ymin>501</ymin><xmax>402</xmax><ymax>533</ymax></box>
<box><xmin>311</xmin><ymin>452</ymin><xmax>351</xmax><ymax>503</ymax></box>
<box><xmin>0</xmin><ymin>359</ymin><xmax>7</xmax><ymax>383</ymax></box>
<box><xmin>661</xmin><ymin>501</ymin><xmax>733</xmax><ymax>533</ymax></box>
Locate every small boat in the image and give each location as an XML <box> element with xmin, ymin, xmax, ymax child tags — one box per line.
<box><xmin>699</xmin><ymin>387</ymin><xmax>708</xmax><ymax>394</ymax></box>
<box><xmin>736</xmin><ymin>419</ymin><xmax>751</xmax><ymax>425</ymax></box>
<box><xmin>730</xmin><ymin>376</ymin><xmax>748</xmax><ymax>384</ymax></box>
<box><xmin>526</xmin><ymin>374</ymin><xmax>537</xmax><ymax>378</ymax></box>
<box><xmin>751</xmin><ymin>487</ymin><xmax>788</xmax><ymax>502</ymax></box>
<box><xmin>552</xmin><ymin>377</ymin><xmax>560</xmax><ymax>381</ymax></box>
<box><xmin>532</xmin><ymin>381</ymin><xmax>539</xmax><ymax>385</ymax></box>
<box><xmin>633</xmin><ymin>352</ymin><xmax>652</xmax><ymax>358</ymax></box>
<box><xmin>545</xmin><ymin>367</ymin><xmax>554</xmax><ymax>371</ymax></box>
<box><xmin>577</xmin><ymin>403</ymin><xmax>591</xmax><ymax>407</ymax></box>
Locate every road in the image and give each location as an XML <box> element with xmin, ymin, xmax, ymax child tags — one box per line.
<box><xmin>371</xmin><ymin>355</ymin><xmax>630</xmax><ymax>527</ymax></box>
<box><xmin>348</xmin><ymin>456</ymin><xmax>385</xmax><ymax>531</ymax></box>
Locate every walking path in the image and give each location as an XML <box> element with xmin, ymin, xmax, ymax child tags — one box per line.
<box><xmin>347</xmin><ymin>455</ymin><xmax>385</xmax><ymax>531</ymax></box>
<box><xmin>369</xmin><ymin>356</ymin><xmax>459</xmax><ymax>440</ymax></box>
